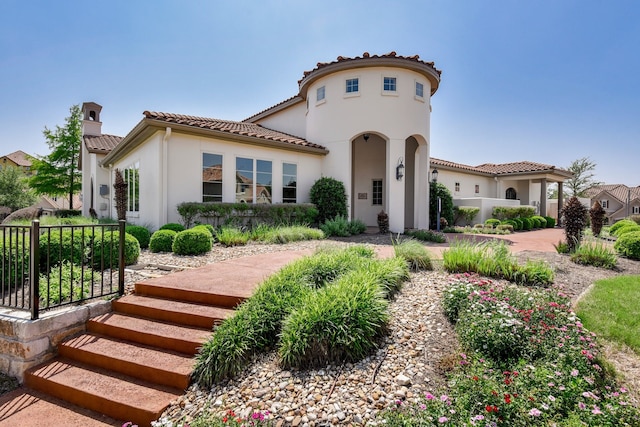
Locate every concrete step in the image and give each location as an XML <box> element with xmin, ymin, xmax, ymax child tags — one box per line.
<box><xmin>112</xmin><ymin>294</ymin><xmax>234</xmax><ymax>329</ymax></box>
<box><xmin>87</xmin><ymin>312</ymin><xmax>211</xmax><ymax>355</ymax></box>
<box><xmin>24</xmin><ymin>359</ymin><xmax>182</xmax><ymax>427</ymax></box>
<box><xmin>133</xmin><ymin>280</ymin><xmax>246</xmax><ymax>309</ymax></box>
<box><xmin>59</xmin><ymin>333</ymin><xmax>194</xmax><ymax>389</ymax></box>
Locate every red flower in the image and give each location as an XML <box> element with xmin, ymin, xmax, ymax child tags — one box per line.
<box><xmin>485</xmin><ymin>405</ymin><xmax>499</xmax><ymax>413</ymax></box>
<box><xmin>472</xmin><ymin>376</ymin><xmax>479</xmax><ymax>381</ymax></box>
<box><xmin>504</xmin><ymin>394</ymin><xmax>512</xmax><ymax>404</ymax></box>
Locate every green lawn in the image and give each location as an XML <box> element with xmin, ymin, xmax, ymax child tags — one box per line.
<box><xmin>576</xmin><ymin>275</ymin><xmax>640</xmax><ymax>354</ymax></box>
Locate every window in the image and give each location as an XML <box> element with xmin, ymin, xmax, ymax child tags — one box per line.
<box><xmin>415</xmin><ymin>81</ymin><xmax>424</xmax><ymax>98</ymax></box>
<box><xmin>316</xmin><ymin>86</ymin><xmax>325</xmax><ymax>102</ymax></box>
<box><xmin>475</xmin><ymin>184</ymin><xmax>480</xmax><ymax>194</ymax></box>
<box><xmin>202</xmin><ymin>153</ymin><xmax>223</xmax><ymax>202</ymax></box>
<box><xmin>455</xmin><ymin>182</ymin><xmax>460</xmax><ymax>192</ymax></box>
<box><xmin>601</xmin><ymin>200</ymin><xmax>609</xmax><ymax>209</ymax></box>
<box><xmin>383</xmin><ymin>77</ymin><xmax>396</xmax><ymax>92</ymax></box>
<box><xmin>283</xmin><ymin>163</ymin><xmax>297</xmax><ymax>203</ymax></box>
<box><xmin>236</xmin><ymin>157</ymin><xmax>272</xmax><ymax>204</ymax></box>
<box><xmin>633</xmin><ymin>206</ymin><xmax>640</xmax><ymax>214</ymax></box>
<box><xmin>372</xmin><ymin>180</ymin><xmax>383</xmax><ymax>205</ymax></box>
<box><xmin>124</xmin><ymin>162</ymin><xmax>140</xmax><ymax>212</ymax></box>
<box><xmin>506</xmin><ymin>187</ymin><xmax>517</xmax><ymax>200</ymax></box>
<box><xmin>346</xmin><ymin>78</ymin><xmax>359</xmax><ymax>93</ymax></box>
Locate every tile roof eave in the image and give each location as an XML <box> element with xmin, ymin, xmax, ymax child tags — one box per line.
<box><xmin>243</xmin><ymin>95</ymin><xmax>304</xmax><ymax>123</ymax></box>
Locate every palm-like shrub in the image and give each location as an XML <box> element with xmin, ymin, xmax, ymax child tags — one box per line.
<box><xmin>589</xmin><ymin>201</ymin><xmax>606</xmax><ymax>237</ymax></box>
<box><xmin>561</xmin><ymin>196</ymin><xmax>588</xmax><ymax>252</ymax></box>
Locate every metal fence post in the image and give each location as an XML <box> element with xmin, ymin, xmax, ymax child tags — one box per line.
<box><xmin>30</xmin><ymin>220</ymin><xmax>40</xmax><ymax>320</ymax></box>
<box><xmin>118</xmin><ymin>220</ymin><xmax>125</xmax><ymax>295</ymax></box>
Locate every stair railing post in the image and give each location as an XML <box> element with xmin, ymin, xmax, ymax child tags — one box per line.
<box><xmin>30</xmin><ymin>219</ymin><xmax>40</xmax><ymax>320</ymax></box>
<box><xmin>118</xmin><ymin>220</ymin><xmax>125</xmax><ymax>296</ymax></box>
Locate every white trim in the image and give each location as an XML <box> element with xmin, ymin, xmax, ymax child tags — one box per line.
<box><xmin>344</xmin><ymin>76</ymin><xmax>361</xmax><ymax>98</ymax></box>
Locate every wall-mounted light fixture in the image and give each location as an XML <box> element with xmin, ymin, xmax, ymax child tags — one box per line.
<box><xmin>363</xmin><ymin>133</ymin><xmax>370</xmax><ymax>142</ymax></box>
<box><xmin>396</xmin><ymin>157</ymin><xmax>405</xmax><ymax>181</ymax></box>
<box><xmin>431</xmin><ymin>167</ymin><xmax>439</xmax><ymax>183</ymax></box>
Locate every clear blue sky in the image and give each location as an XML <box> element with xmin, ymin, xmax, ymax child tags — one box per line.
<box><xmin>1</xmin><ymin>0</ymin><xmax>638</xmax><ymax>185</ymax></box>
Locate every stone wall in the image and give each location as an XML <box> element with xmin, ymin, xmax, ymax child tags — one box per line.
<box><xmin>0</xmin><ymin>300</ymin><xmax>111</xmax><ymax>382</ymax></box>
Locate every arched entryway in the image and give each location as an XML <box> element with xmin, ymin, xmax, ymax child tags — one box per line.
<box><xmin>351</xmin><ymin>133</ymin><xmax>387</xmax><ymax>226</ymax></box>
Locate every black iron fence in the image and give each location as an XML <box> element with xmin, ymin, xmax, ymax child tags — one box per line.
<box><xmin>0</xmin><ymin>220</ymin><xmax>125</xmax><ymax>320</ymax></box>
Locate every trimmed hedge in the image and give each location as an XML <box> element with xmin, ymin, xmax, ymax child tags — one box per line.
<box><xmin>544</xmin><ymin>216</ymin><xmax>556</xmax><ymax>228</ymax></box>
<box><xmin>614</xmin><ymin>230</ymin><xmax>640</xmax><ymax>260</ymax></box>
<box><xmin>39</xmin><ymin>229</ymin><xmax>91</xmax><ymax>269</ymax></box>
<box><xmin>484</xmin><ymin>218</ymin><xmax>501</xmax><ymax>228</ymax></box>
<box><xmin>125</xmin><ymin>225</ymin><xmax>151</xmax><ymax>249</ymax></box>
<box><xmin>159</xmin><ymin>223</ymin><xmax>185</xmax><ymax>233</ymax></box>
<box><xmin>172</xmin><ymin>228</ymin><xmax>212</xmax><ymax>255</ymax></box>
<box><xmin>149</xmin><ymin>229</ymin><xmax>177</xmax><ymax>253</ymax></box>
<box><xmin>177</xmin><ymin>202</ymin><xmax>319</xmax><ymax>228</ymax></box>
<box><xmin>492</xmin><ymin>206</ymin><xmax>536</xmax><ymax>220</ymax></box>
<box><xmin>612</xmin><ymin>224</ymin><xmax>640</xmax><ymax>237</ymax></box>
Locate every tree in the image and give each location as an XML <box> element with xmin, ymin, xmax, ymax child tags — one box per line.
<box><xmin>0</xmin><ymin>165</ymin><xmax>37</xmax><ymax>210</ymax></box>
<box><xmin>29</xmin><ymin>105</ymin><xmax>82</xmax><ymax>208</ymax></box>
<box><xmin>565</xmin><ymin>157</ymin><xmax>602</xmax><ymax>198</ymax></box>
<box><xmin>429</xmin><ymin>182</ymin><xmax>454</xmax><ymax>230</ymax></box>
<box><xmin>310</xmin><ymin>177</ymin><xmax>348</xmax><ymax>224</ymax></box>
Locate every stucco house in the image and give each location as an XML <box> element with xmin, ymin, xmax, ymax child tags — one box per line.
<box><xmin>0</xmin><ymin>150</ymin><xmax>33</xmax><ymax>175</ymax></box>
<box><xmin>80</xmin><ymin>52</ymin><xmax>571</xmax><ymax>232</ymax></box>
<box><xmin>584</xmin><ymin>184</ymin><xmax>640</xmax><ymax>223</ymax></box>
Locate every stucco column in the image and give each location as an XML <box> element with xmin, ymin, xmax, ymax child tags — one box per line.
<box><xmin>387</xmin><ymin>139</ymin><xmax>406</xmax><ymax>233</ymax></box>
<box><xmin>557</xmin><ymin>182</ymin><xmax>564</xmax><ymax>226</ymax></box>
<box><xmin>539</xmin><ymin>178</ymin><xmax>547</xmax><ymax>217</ymax></box>
<box><xmin>416</xmin><ymin>145</ymin><xmax>429</xmax><ymax>230</ymax></box>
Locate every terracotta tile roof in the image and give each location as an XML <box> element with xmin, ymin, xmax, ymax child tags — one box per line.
<box><xmin>83</xmin><ymin>134</ymin><xmax>122</xmax><ymax>154</ymax></box>
<box><xmin>430</xmin><ymin>157</ymin><xmax>572</xmax><ymax>177</ymax></box>
<box><xmin>300</xmin><ymin>51</ymin><xmax>442</xmax><ymax>84</ymax></box>
<box><xmin>144</xmin><ymin>111</ymin><xmax>326</xmax><ymax>151</ymax></box>
<box><xmin>476</xmin><ymin>161</ymin><xmax>571</xmax><ymax>175</ymax></box>
<box><xmin>1</xmin><ymin>150</ymin><xmax>32</xmax><ymax>166</ymax></box>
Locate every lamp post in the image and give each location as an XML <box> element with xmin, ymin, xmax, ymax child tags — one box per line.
<box><xmin>431</xmin><ymin>168</ymin><xmax>441</xmax><ymax>231</ymax></box>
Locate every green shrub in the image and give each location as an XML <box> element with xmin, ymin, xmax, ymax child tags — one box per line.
<box><xmin>278</xmin><ymin>268</ymin><xmax>389</xmax><ymax>369</ymax></box>
<box><xmin>531</xmin><ymin>215</ymin><xmax>547</xmax><ymax>228</ymax></box>
<box><xmin>614</xmin><ymin>230</ymin><xmax>640</xmax><ymax>260</ymax></box>
<box><xmin>320</xmin><ymin>216</ymin><xmax>350</xmax><ymax>237</ymax></box>
<box><xmin>125</xmin><ymin>225</ymin><xmax>151</xmax><ymax>249</ymax></box>
<box><xmin>90</xmin><ymin>231</ymin><xmax>140</xmax><ymax>269</ymax></box>
<box><xmin>570</xmin><ymin>241</ymin><xmax>617</xmax><ymax>269</ymax></box>
<box><xmin>346</xmin><ymin>218</ymin><xmax>367</xmax><ymax>235</ymax></box>
<box><xmin>159</xmin><ymin>222</ymin><xmax>185</xmax><ymax>233</ymax></box>
<box><xmin>430</xmin><ymin>182</ymin><xmax>454</xmax><ymax>229</ymax></box>
<box><xmin>492</xmin><ymin>206</ymin><xmax>536</xmax><ymax>220</ymax></box>
<box><xmin>609</xmin><ymin>219</ymin><xmax>636</xmax><ymax>235</ymax></box>
<box><xmin>405</xmin><ymin>229</ymin><xmax>447</xmax><ymax>243</ymax></box>
<box><xmin>512</xmin><ymin>217</ymin><xmax>523</xmax><ymax>230</ymax></box>
<box><xmin>554</xmin><ymin>240</ymin><xmax>570</xmax><ymax>254</ymax></box>
<box><xmin>456</xmin><ymin>206</ymin><xmax>480</xmax><ymax>226</ymax></box>
<box><xmin>442</xmin><ymin>277</ymin><xmax>481</xmax><ymax>323</ymax></box>
<box><xmin>393</xmin><ymin>239</ymin><xmax>433</xmax><ymax>271</ymax></box>
<box><xmin>172</xmin><ymin>228</ymin><xmax>212</xmax><ymax>255</ymax></box>
<box><xmin>39</xmin><ymin>229</ymin><xmax>91</xmax><ymax>268</ymax></box>
<box><xmin>473</xmin><ymin>223</ymin><xmax>484</xmax><ymax>229</ymax></box>
<box><xmin>521</xmin><ymin>217</ymin><xmax>533</xmax><ymax>230</ymax></box>
<box><xmin>484</xmin><ymin>218</ymin><xmax>500</xmax><ymax>228</ymax></box>
<box><xmin>0</xmin><ymin>232</ymin><xmax>29</xmax><ymax>288</ymax></box>
<box><xmin>496</xmin><ymin>224</ymin><xmax>513</xmax><ymax>233</ymax></box>
<box><xmin>149</xmin><ymin>229</ymin><xmax>177</xmax><ymax>253</ymax></box>
<box><xmin>309</xmin><ymin>177</ymin><xmax>348</xmax><ymax>224</ymax></box>
<box><xmin>39</xmin><ymin>262</ymin><xmax>95</xmax><ymax>306</ymax></box>
<box><xmin>612</xmin><ymin>224</ymin><xmax>640</xmax><ymax>237</ymax></box>
<box><xmin>544</xmin><ymin>216</ymin><xmax>556</xmax><ymax>228</ymax></box>
<box><xmin>216</xmin><ymin>226</ymin><xmax>250</xmax><ymax>246</ymax></box>
<box><xmin>192</xmin><ymin>224</ymin><xmax>215</xmax><ymax>238</ymax></box>
<box><xmin>252</xmin><ymin>225</ymin><xmax>324</xmax><ymax>244</ymax></box>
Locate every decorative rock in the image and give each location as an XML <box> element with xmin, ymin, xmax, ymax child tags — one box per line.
<box><xmin>396</xmin><ymin>373</ymin><xmax>412</xmax><ymax>386</ymax></box>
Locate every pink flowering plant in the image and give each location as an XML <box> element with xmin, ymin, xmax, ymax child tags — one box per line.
<box><xmin>384</xmin><ymin>275</ymin><xmax>639</xmax><ymax>426</ymax></box>
<box><xmin>174</xmin><ymin>409</ymin><xmax>273</xmax><ymax>427</ymax></box>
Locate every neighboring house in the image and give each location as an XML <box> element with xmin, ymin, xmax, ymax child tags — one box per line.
<box><xmin>80</xmin><ymin>52</ymin><xmax>572</xmax><ymax>232</ymax></box>
<box><xmin>430</xmin><ymin>158</ymin><xmax>573</xmax><ymax>224</ymax></box>
<box><xmin>0</xmin><ymin>150</ymin><xmax>33</xmax><ymax>175</ymax></box>
<box><xmin>584</xmin><ymin>184</ymin><xmax>640</xmax><ymax>223</ymax></box>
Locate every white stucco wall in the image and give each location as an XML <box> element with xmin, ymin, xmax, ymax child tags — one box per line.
<box><xmin>112</xmin><ymin>130</ymin><xmax>324</xmax><ymax>230</ymax></box>
<box><xmin>80</xmin><ymin>147</ymin><xmax>111</xmax><ymax>219</ymax></box>
<box><xmin>454</xmin><ymin>198</ymin><xmax>521</xmax><ymax>224</ymax></box>
<box><xmin>437</xmin><ymin>170</ymin><xmax>496</xmax><ymax>199</ymax></box>
<box><xmin>252</xmin><ymin>101</ymin><xmax>307</xmax><ymax>139</ymax></box>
